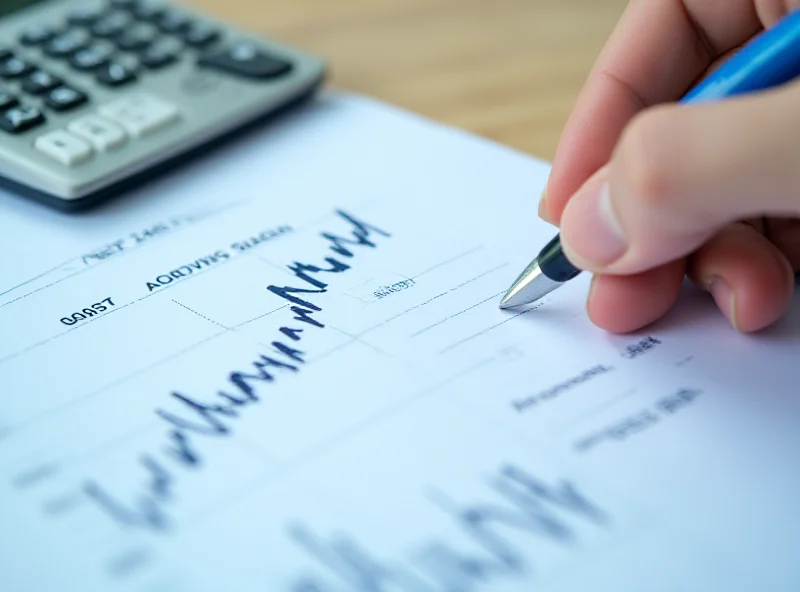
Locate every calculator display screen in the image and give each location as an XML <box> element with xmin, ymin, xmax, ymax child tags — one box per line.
<box><xmin>0</xmin><ymin>0</ymin><xmax>47</xmax><ymax>18</ymax></box>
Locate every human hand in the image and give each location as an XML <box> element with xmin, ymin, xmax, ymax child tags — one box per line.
<box><xmin>540</xmin><ymin>0</ymin><xmax>800</xmax><ymax>334</ymax></box>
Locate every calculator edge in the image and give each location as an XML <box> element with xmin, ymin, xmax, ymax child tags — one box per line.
<box><xmin>0</xmin><ymin>0</ymin><xmax>328</xmax><ymax>212</ymax></box>
<box><xmin>0</xmin><ymin>71</ymin><xmax>325</xmax><ymax>212</ymax></box>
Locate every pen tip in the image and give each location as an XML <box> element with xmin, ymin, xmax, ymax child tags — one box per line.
<box><xmin>498</xmin><ymin>291</ymin><xmax>518</xmax><ymax>309</ymax></box>
<box><xmin>498</xmin><ymin>258</ymin><xmax>561</xmax><ymax>309</ymax></box>
<box><xmin>498</xmin><ymin>259</ymin><xmax>541</xmax><ymax>309</ymax></box>
<box><xmin>498</xmin><ymin>287</ymin><xmax>535</xmax><ymax>309</ymax></box>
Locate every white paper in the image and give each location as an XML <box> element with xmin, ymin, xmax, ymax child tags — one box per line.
<box><xmin>1</xmin><ymin>92</ymin><xmax>799</xmax><ymax>592</ymax></box>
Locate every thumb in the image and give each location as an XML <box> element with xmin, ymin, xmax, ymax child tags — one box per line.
<box><xmin>558</xmin><ymin>80</ymin><xmax>800</xmax><ymax>276</ymax></box>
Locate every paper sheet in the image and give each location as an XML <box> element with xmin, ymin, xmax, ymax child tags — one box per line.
<box><xmin>1</xmin><ymin>92</ymin><xmax>799</xmax><ymax>592</ymax></box>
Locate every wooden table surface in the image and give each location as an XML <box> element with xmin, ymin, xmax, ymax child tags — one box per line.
<box><xmin>187</xmin><ymin>0</ymin><xmax>628</xmax><ymax>160</ymax></box>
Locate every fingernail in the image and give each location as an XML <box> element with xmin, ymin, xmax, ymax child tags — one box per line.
<box><xmin>561</xmin><ymin>173</ymin><xmax>627</xmax><ymax>269</ymax></box>
<box><xmin>538</xmin><ymin>188</ymin><xmax>554</xmax><ymax>224</ymax></box>
<box><xmin>707</xmin><ymin>277</ymin><xmax>739</xmax><ymax>331</ymax></box>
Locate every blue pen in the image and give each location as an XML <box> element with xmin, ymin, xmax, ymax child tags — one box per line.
<box><xmin>499</xmin><ymin>8</ymin><xmax>800</xmax><ymax>309</ymax></box>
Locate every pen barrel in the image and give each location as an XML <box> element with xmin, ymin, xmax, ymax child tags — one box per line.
<box><xmin>538</xmin><ymin>234</ymin><xmax>581</xmax><ymax>283</ymax></box>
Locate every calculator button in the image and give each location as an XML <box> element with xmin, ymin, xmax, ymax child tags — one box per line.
<box><xmin>157</xmin><ymin>10</ymin><xmax>191</xmax><ymax>34</ymax></box>
<box><xmin>0</xmin><ymin>57</ymin><xmax>36</xmax><ymax>79</ymax></box>
<box><xmin>0</xmin><ymin>46</ymin><xmax>12</xmax><ymax>61</ymax></box>
<box><xmin>114</xmin><ymin>53</ymin><xmax>142</xmax><ymax>70</ymax></box>
<box><xmin>20</xmin><ymin>25</ymin><xmax>58</xmax><ymax>46</ymax></box>
<box><xmin>68</xmin><ymin>115</ymin><xmax>125</xmax><ymax>151</ymax></box>
<box><xmin>67</xmin><ymin>6</ymin><xmax>109</xmax><ymax>26</ymax></box>
<box><xmin>71</xmin><ymin>44</ymin><xmax>114</xmax><ymax>70</ymax></box>
<box><xmin>182</xmin><ymin>22</ymin><xmax>220</xmax><ymax>48</ymax></box>
<box><xmin>22</xmin><ymin>70</ymin><xmax>63</xmax><ymax>94</ymax></box>
<box><xmin>198</xmin><ymin>43</ymin><xmax>292</xmax><ymax>79</ymax></box>
<box><xmin>140</xmin><ymin>38</ymin><xmax>181</xmax><ymax>69</ymax></box>
<box><xmin>98</xmin><ymin>92</ymin><xmax>179</xmax><ymax>137</ymax></box>
<box><xmin>45</xmin><ymin>86</ymin><xmax>89</xmax><ymax>112</ymax></box>
<box><xmin>132</xmin><ymin>1</ymin><xmax>166</xmax><ymax>21</ymax></box>
<box><xmin>0</xmin><ymin>91</ymin><xmax>19</xmax><ymax>111</ymax></box>
<box><xmin>0</xmin><ymin>105</ymin><xmax>45</xmax><ymax>134</ymax></box>
<box><xmin>116</xmin><ymin>24</ymin><xmax>159</xmax><ymax>51</ymax></box>
<box><xmin>35</xmin><ymin>130</ymin><xmax>93</xmax><ymax>166</ymax></box>
<box><xmin>91</xmin><ymin>12</ymin><xmax>132</xmax><ymax>38</ymax></box>
<box><xmin>96</xmin><ymin>61</ymin><xmax>138</xmax><ymax>86</ymax></box>
<box><xmin>44</xmin><ymin>31</ymin><xmax>91</xmax><ymax>57</ymax></box>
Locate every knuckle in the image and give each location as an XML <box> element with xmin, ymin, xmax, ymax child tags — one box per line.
<box><xmin>615</xmin><ymin>107</ymin><xmax>680</xmax><ymax>211</ymax></box>
<box><xmin>755</xmin><ymin>0</ymin><xmax>799</xmax><ymax>27</ymax></box>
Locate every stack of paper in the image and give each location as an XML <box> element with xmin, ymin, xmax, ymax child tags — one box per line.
<box><xmin>1</xmin><ymin>92</ymin><xmax>798</xmax><ymax>591</ymax></box>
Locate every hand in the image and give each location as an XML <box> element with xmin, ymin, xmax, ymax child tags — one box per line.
<box><xmin>540</xmin><ymin>0</ymin><xmax>800</xmax><ymax>334</ymax></box>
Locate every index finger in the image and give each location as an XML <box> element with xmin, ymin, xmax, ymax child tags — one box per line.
<box><xmin>541</xmin><ymin>0</ymin><xmax>765</xmax><ymax>224</ymax></box>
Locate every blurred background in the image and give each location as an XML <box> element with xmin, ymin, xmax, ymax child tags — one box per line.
<box><xmin>189</xmin><ymin>0</ymin><xmax>628</xmax><ymax>160</ymax></box>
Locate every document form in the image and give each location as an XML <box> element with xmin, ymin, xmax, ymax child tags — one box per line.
<box><xmin>1</xmin><ymin>92</ymin><xmax>799</xmax><ymax>592</ymax></box>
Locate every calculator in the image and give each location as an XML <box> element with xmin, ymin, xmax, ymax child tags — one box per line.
<box><xmin>0</xmin><ymin>0</ymin><xmax>326</xmax><ymax>210</ymax></box>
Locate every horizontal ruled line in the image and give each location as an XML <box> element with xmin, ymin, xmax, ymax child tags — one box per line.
<box><xmin>438</xmin><ymin>303</ymin><xmax>543</xmax><ymax>355</ymax></box>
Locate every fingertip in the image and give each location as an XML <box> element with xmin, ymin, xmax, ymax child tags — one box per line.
<box><xmin>731</xmin><ymin>258</ymin><xmax>794</xmax><ymax>333</ymax></box>
<box><xmin>689</xmin><ymin>224</ymin><xmax>795</xmax><ymax>333</ymax></box>
<box><xmin>586</xmin><ymin>261</ymin><xmax>686</xmax><ymax>333</ymax></box>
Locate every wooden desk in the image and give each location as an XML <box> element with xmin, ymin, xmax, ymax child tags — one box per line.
<box><xmin>187</xmin><ymin>0</ymin><xmax>627</xmax><ymax>160</ymax></box>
